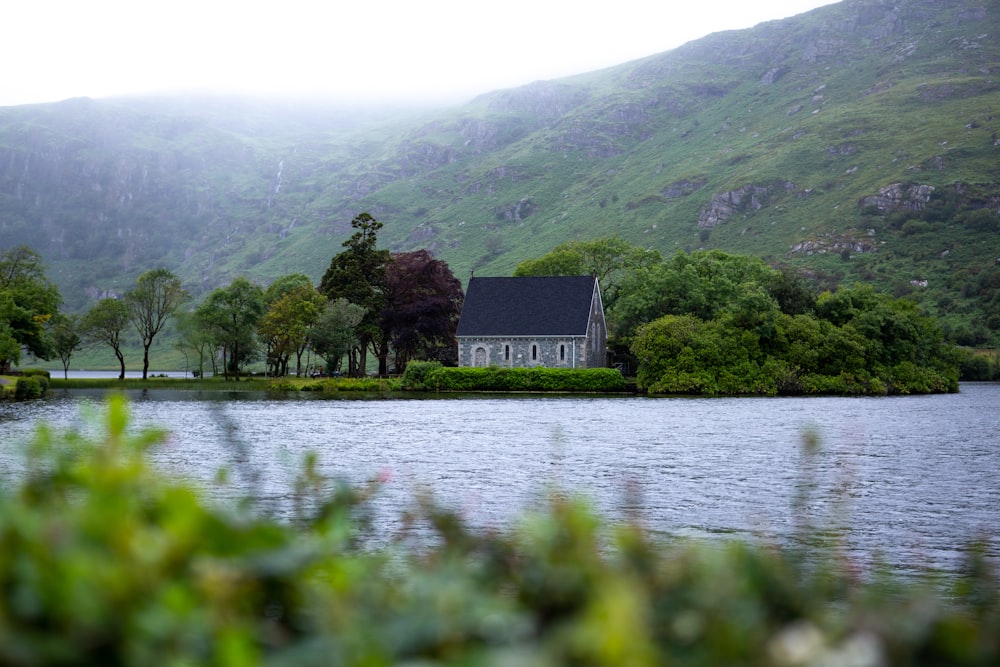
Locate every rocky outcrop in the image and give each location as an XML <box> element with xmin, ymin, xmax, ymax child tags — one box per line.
<box><xmin>396</xmin><ymin>141</ymin><xmax>460</xmax><ymax>174</ymax></box>
<box><xmin>790</xmin><ymin>232</ymin><xmax>881</xmax><ymax>256</ymax></box>
<box><xmin>759</xmin><ymin>66</ymin><xmax>790</xmax><ymax>85</ymax></box>
<box><xmin>464</xmin><ymin>166</ymin><xmax>530</xmax><ymax>196</ymax></box>
<box><xmin>494</xmin><ymin>198</ymin><xmax>538</xmax><ymax>222</ymax></box>
<box><xmin>858</xmin><ymin>183</ymin><xmax>935</xmax><ymax>214</ymax></box>
<box><xmin>662</xmin><ymin>177</ymin><xmax>707</xmax><ymax>199</ymax></box>
<box><xmin>546</xmin><ymin>102</ymin><xmax>656</xmax><ymax>158</ymax></box>
<box><xmin>697</xmin><ymin>182</ymin><xmax>795</xmax><ymax>229</ymax></box>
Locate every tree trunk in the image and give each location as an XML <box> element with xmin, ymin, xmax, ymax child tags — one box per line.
<box><xmin>375</xmin><ymin>340</ymin><xmax>390</xmax><ymax>376</ymax></box>
<box><xmin>357</xmin><ymin>345</ymin><xmax>368</xmax><ymax>378</ymax></box>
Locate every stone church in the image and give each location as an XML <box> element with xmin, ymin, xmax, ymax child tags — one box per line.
<box><xmin>455</xmin><ymin>275</ymin><xmax>607</xmax><ymax>368</ymax></box>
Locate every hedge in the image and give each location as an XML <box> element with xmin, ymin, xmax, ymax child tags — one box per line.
<box><xmin>401</xmin><ymin>362</ymin><xmax>627</xmax><ymax>392</ymax></box>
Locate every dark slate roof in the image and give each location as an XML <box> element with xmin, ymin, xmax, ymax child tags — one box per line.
<box><xmin>456</xmin><ymin>275</ymin><xmax>598</xmax><ymax>337</ymax></box>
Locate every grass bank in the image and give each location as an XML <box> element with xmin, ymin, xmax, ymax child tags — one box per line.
<box><xmin>48</xmin><ymin>375</ymin><xmax>404</xmax><ymax>393</ymax></box>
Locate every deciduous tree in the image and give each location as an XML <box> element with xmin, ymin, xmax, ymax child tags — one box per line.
<box><xmin>308</xmin><ymin>298</ymin><xmax>366</xmax><ymax>374</ymax></box>
<box><xmin>381</xmin><ymin>250</ymin><xmax>463</xmax><ymax>371</ymax></box>
<box><xmin>80</xmin><ymin>298</ymin><xmax>131</xmax><ymax>380</ymax></box>
<box><xmin>0</xmin><ymin>245</ymin><xmax>61</xmax><ymax>372</ymax></box>
<box><xmin>259</xmin><ymin>280</ymin><xmax>327</xmax><ymax>377</ymax></box>
<box><xmin>126</xmin><ymin>268</ymin><xmax>188</xmax><ymax>379</ymax></box>
<box><xmin>196</xmin><ymin>277</ymin><xmax>265</xmax><ymax>381</ymax></box>
<box><xmin>173</xmin><ymin>310</ymin><xmax>214</xmax><ymax>379</ymax></box>
<box><xmin>515</xmin><ymin>236</ymin><xmax>661</xmax><ymax>309</ymax></box>
<box><xmin>49</xmin><ymin>314</ymin><xmax>82</xmax><ymax>379</ymax></box>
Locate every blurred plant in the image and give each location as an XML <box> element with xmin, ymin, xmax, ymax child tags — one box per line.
<box><xmin>0</xmin><ymin>396</ymin><xmax>997</xmax><ymax>665</ymax></box>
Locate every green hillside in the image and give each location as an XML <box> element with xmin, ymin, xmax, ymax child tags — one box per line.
<box><xmin>1</xmin><ymin>0</ymin><xmax>998</xmax><ymax>344</ymax></box>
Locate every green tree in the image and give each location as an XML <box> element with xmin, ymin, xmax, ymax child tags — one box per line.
<box><xmin>308</xmin><ymin>298</ymin><xmax>366</xmax><ymax>374</ymax></box>
<box><xmin>80</xmin><ymin>298</ymin><xmax>131</xmax><ymax>380</ymax></box>
<box><xmin>631</xmin><ymin>314</ymin><xmax>769</xmax><ymax>395</ymax></box>
<box><xmin>259</xmin><ymin>280</ymin><xmax>327</xmax><ymax>377</ymax></box>
<box><xmin>611</xmin><ymin>250</ymin><xmax>780</xmax><ymax>342</ymax></box>
<box><xmin>318</xmin><ymin>213</ymin><xmax>390</xmax><ymax>376</ymax></box>
<box><xmin>173</xmin><ymin>310</ymin><xmax>214</xmax><ymax>379</ymax></box>
<box><xmin>766</xmin><ymin>268</ymin><xmax>816</xmax><ymax>315</ymax></box>
<box><xmin>0</xmin><ymin>245</ymin><xmax>62</xmax><ymax>372</ymax></box>
<box><xmin>515</xmin><ymin>236</ymin><xmax>661</xmax><ymax>309</ymax></box>
<box><xmin>125</xmin><ymin>269</ymin><xmax>188</xmax><ymax>380</ymax></box>
<box><xmin>0</xmin><ymin>316</ymin><xmax>20</xmax><ymax>372</ymax></box>
<box><xmin>49</xmin><ymin>314</ymin><xmax>82</xmax><ymax>379</ymax></box>
<box><xmin>196</xmin><ymin>277</ymin><xmax>265</xmax><ymax>381</ymax></box>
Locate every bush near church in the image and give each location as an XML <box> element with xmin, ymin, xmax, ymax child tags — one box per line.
<box><xmin>401</xmin><ymin>362</ymin><xmax>627</xmax><ymax>392</ymax></box>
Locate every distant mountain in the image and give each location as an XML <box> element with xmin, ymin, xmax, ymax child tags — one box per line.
<box><xmin>1</xmin><ymin>0</ymin><xmax>998</xmax><ymax>344</ymax></box>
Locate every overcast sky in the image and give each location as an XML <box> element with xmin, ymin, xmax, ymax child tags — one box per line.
<box><xmin>3</xmin><ymin>0</ymin><xmax>839</xmax><ymax>108</ymax></box>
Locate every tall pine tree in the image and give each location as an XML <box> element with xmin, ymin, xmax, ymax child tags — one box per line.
<box><xmin>318</xmin><ymin>213</ymin><xmax>389</xmax><ymax>376</ymax></box>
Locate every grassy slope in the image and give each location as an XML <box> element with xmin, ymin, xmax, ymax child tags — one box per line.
<box><xmin>2</xmin><ymin>0</ymin><xmax>998</xmax><ymax>348</ymax></box>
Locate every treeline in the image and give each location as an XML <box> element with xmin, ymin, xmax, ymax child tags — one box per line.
<box><xmin>0</xmin><ymin>227</ymin><xmax>987</xmax><ymax>396</ymax></box>
<box><xmin>517</xmin><ymin>239</ymin><xmax>964</xmax><ymax>395</ymax></box>
<box><xmin>184</xmin><ymin>213</ymin><xmax>462</xmax><ymax>380</ymax></box>
<box><xmin>2</xmin><ymin>213</ymin><xmax>464</xmax><ymax>385</ymax></box>
<box><xmin>2</xmin><ymin>396</ymin><xmax>997</xmax><ymax>665</ymax></box>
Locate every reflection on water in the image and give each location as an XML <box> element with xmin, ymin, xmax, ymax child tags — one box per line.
<box><xmin>3</xmin><ymin>384</ymin><xmax>999</xmax><ymax>578</ymax></box>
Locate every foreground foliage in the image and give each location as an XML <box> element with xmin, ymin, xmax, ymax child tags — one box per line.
<box><xmin>2</xmin><ymin>396</ymin><xmax>998</xmax><ymax>666</ymax></box>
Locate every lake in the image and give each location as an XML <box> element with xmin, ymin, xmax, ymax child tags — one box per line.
<box><xmin>3</xmin><ymin>383</ymin><xmax>999</xmax><ymax>579</ymax></box>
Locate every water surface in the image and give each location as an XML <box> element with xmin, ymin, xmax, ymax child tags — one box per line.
<box><xmin>3</xmin><ymin>384</ymin><xmax>998</xmax><ymax>577</ymax></box>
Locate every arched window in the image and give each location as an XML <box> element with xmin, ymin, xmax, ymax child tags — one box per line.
<box><xmin>559</xmin><ymin>344</ymin><xmax>566</xmax><ymax>362</ymax></box>
<box><xmin>505</xmin><ymin>344</ymin><xmax>510</xmax><ymax>361</ymax></box>
<box><xmin>531</xmin><ymin>344</ymin><xmax>538</xmax><ymax>361</ymax></box>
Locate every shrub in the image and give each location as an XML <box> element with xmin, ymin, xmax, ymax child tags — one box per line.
<box><xmin>400</xmin><ymin>360</ymin><xmax>442</xmax><ymax>390</ymax></box>
<box><xmin>413</xmin><ymin>366</ymin><xmax>627</xmax><ymax>393</ymax></box>
<box><xmin>13</xmin><ymin>376</ymin><xmax>43</xmax><ymax>400</ymax></box>
<box><xmin>958</xmin><ymin>349</ymin><xmax>998</xmax><ymax>381</ymax></box>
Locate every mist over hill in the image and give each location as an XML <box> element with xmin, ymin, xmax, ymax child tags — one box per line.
<box><xmin>1</xmin><ymin>0</ymin><xmax>998</xmax><ymax>344</ymax></box>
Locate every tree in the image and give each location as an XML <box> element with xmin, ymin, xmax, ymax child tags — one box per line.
<box><xmin>0</xmin><ymin>316</ymin><xmax>20</xmax><ymax>373</ymax></box>
<box><xmin>318</xmin><ymin>213</ymin><xmax>390</xmax><ymax>377</ymax></box>
<box><xmin>80</xmin><ymin>298</ymin><xmax>131</xmax><ymax>380</ymax></box>
<box><xmin>195</xmin><ymin>277</ymin><xmax>265</xmax><ymax>381</ymax></box>
<box><xmin>259</xmin><ymin>275</ymin><xmax>326</xmax><ymax>377</ymax></box>
<box><xmin>515</xmin><ymin>236</ymin><xmax>661</xmax><ymax>310</ymax></box>
<box><xmin>610</xmin><ymin>250</ymin><xmax>781</xmax><ymax>342</ymax></box>
<box><xmin>126</xmin><ymin>269</ymin><xmax>188</xmax><ymax>380</ymax></box>
<box><xmin>308</xmin><ymin>298</ymin><xmax>366</xmax><ymax>374</ymax></box>
<box><xmin>173</xmin><ymin>310</ymin><xmax>214</xmax><ymax>379</ymax></box>
<box><xmin>381</xmin><ymin>250</ymin><xmax>464</xmax><ymax>371</ymax></box>
<box><xmin>49</xmin><ymin>314</ymin><xmax>82</xmax><ymax>379</ymax></box>
<box><xmin>0</xmin><ymin>245</ymin><xmax>62</xmax><ymax>372</ymax></box>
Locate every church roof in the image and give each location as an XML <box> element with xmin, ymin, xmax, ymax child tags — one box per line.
<box><xmin>456</xmin><ymin>275</ymin><xmax>599</xmax><ymax>337</ymax></box>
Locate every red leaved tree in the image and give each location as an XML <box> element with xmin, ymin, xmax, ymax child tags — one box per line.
<box><xmin>378</xmin><ymin>250</ymin><xmax>464</xmax><ymax>374</ymax></box>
